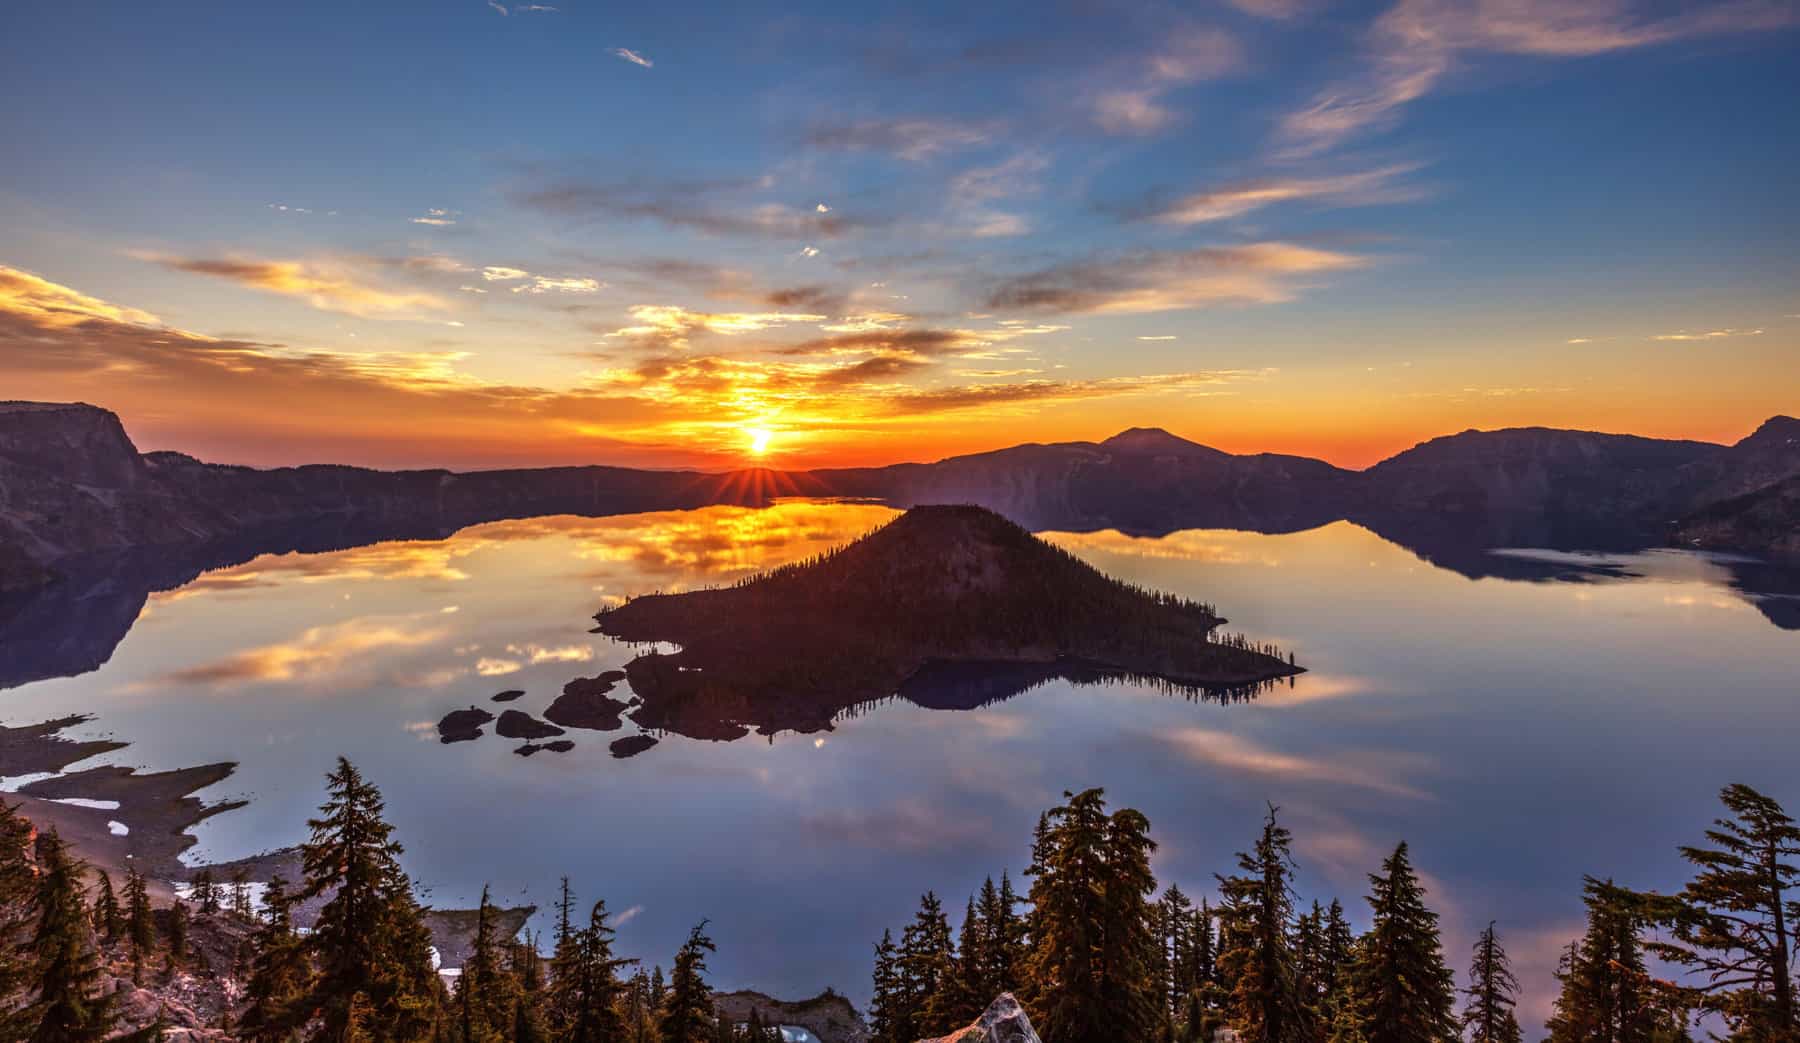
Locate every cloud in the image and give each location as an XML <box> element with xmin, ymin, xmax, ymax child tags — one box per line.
<box><xmin>142</xmin><ymin>254</ymin><xmax>451</xmax><ymax>319</ymax></box>
<box><xmin>986</xmin><ymin>242</ymin><xmax>1365</xmax><ymax>314</ymax></box>
<box><xmin>158</xmin><ymin>616</ymin><xmax>450</xmax><ymax>686</ymax></box>
<box><xmin>411</xmin><ymin>208</ymin><xmax>458</xmax><ymax>226</ymax></box>
<box><xmin>1279</xmin><ymin>0</ymin><xmax>1796</xmax><ymax>155</ymax></box>
<box><xmin>487</xmin><ymin>0</ymin><xmax>508</xmax><ymax>14</ymax></box>
<box><xmin>1229</xmin><ymin>0</ymin><xmax>1310</xmax><ymax>18</ymax></box>
<box><xmin>513</xmin><ymin>276</ymin><xmax>603</xmax><ymax>295</ymax></box>
<box><xmin>802</xmin><ymin>117</ymin><xmax>992</xmax><ymax>160</ymax></box>
<box><xmin>1652</xmin><ymin>327</ymin><xmax>1764</xmax><ymax>341</ymax></box>
<box><xmin>602</xmin><ymin>303</ymin><xmax>828</xmax><ymax>348</ymax></box>
<box><xmin>0</xmin><ymin>266</ymin><xmax>161</xmax><ymax>328</ymax></box>
<box><xmin>610</xmin><ymin>47</ymin><xmax>652</xmax><ymax>68</ymax></box>
<box><xmin>513</xmin><ymin>177</ymin><xmax>862</xmax><ymax>240</ymax></box>
<box><xmin>1137</xmin><ymin>164</ymin><xmax>1422</xmax><ymax>224</ymax></box>
<box><xmin>1092</xmin><ymin>28</ymin><xmax>1244</xmax><ymax>136</ymax></box>
<box><xmin>1157</xmin><ymin>726</ymin><xmax>1434</xmax><ymax>798</ymax></box>
<box><xmin>0</xmin><ymin>264</ymin><xmax>1264</xmax><ymax>465</ymax></box>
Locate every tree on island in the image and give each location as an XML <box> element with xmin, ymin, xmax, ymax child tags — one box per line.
<box><xmin>1344</xmin><ymin>842</ymin><xmax>1456</xmax><ymax>1043</ymax></box>
<box><xmin>1463</xmin><ymin>921</ymin><xmax>1523</xmax><ymax>1043</ymax></box>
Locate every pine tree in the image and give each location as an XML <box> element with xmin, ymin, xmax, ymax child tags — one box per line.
<box><xmin>1463</xmin><ymin>921</ymin><xmax>1522</xmax><ymax>1043</ymax></box>
<box><xmin>1345</xmin><ymin>842</ymin><xmax>1455</xmax><ymax>1043</ymax></box>
<box><xmin>1319</xmin><ymin>899</ymin><xmax>1354</xmax><ymax>998</ymax></box>
<box><xmin>190</xmin><ymin>869</ymin><xmax>220</xmax><ymax>917</ymax></box>
<box><xmin>1291</xmin><ymin>901</ymin><xmax>1326</xmax><ymax>1017</ymax></box>
<box><xmin>995</xmin><ymin>872</ymin><xmax>1027</xmax><ymax>989</ymax></box>
<box><xmin>1023</xmin><ymin>788</ymin><xmax>1161</xmax><ymax>1043</ymax></box>
<box><xmin>869</xmin><ymin>929</ymin><xmax>903</xmax><ymax>1043</ymax></box>
<box><xmin>24</xmin><ymin>830</ymin><xmax>114</xmax><ymax>1043</ymax></box>
<box><xmin>229</xmin><ymin>869</ymin><xmax>253</xmax><ymax>920</ymax></box>
<box><xmin>299</xmin><ymin>757</ymin><xmax>441</xmax><ymax>1042</ymax></box>
<box><xmin>566</xmin><ymin>898</ymin><xmax>636</xmax><ymax>1043</ymax></box>
<box><xmin>456</xmin><ymin>885</ymin><xmax>519</xmax><ymax>1043</ymax></box>
<box><xmin>237</xmin><ymin>875</ymin><xmax>313</xmax><ymax>1043</ymax></box>
<box><xmin>898</xmin><ymin>892</ymin><xmax>958</xmax><ymax>1036</ymax></box>
<box><xmin>1</xmin><ymin>801</ymin><xmax>37</xmax><ymax>1041</ymax></box>
<box><xmin>660</xmin><ymin>922</ymin><xmax>718</xmax><ymax>1043</ymax></box>
<box><xmin>952</xmin><ymin>895</ymin><xmax>987</xmax><ymax>1023</ymax></box>
<box><xmin>1215</xmin><ymin>805</ymin><xmax>1309</xmax><ymax>1043</ymax></box>
<box><xmin>123</xmin><ymin>866</ymin><xmax>154</xmax><ymax>958</ymax></box>
<box><xmin>1639</xmin><ymin>783</ymin><xmax>1799</xmax><ymax>1040</ymax></box>
<box><xmin>165</xmin><ymin>896</ymin><xmax>190</xmax><ymax>973</ymax></box>
<box><xmin>1546</xmin><ymin>878</ymin><xmax>1686</xmax><ymax>1043</ymax></box>
<box><xmin>86</xmin><ymin>870</ymin><xmax>121</xmax><ymax>944</ymax></box>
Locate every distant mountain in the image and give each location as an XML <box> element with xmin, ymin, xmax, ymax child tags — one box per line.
<box><xmin>590</xmin><ymin>505</ymin><xmax>1298</xmax><ymax>743</ymax></box>
<box><xmin>1</xmin><ymin>401</ymin><xmax>1796</xmax><ymax>605</ymax></box>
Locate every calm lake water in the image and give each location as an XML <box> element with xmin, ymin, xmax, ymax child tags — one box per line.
<box><xmin>3</xmin><ymin>500</ymin><xmax>1797</xmax><ymax>1023</ymax></box>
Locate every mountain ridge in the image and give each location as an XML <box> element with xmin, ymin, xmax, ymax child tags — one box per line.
<box><xmin>1</xmin><ymin>402</ymin><xmax>1795</xmax><ymax>596</ymax></box>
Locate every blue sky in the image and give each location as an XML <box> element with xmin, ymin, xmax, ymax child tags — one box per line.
<box><xmin>1</xmin><ymin>0</ymin><xmax>1795</xmax><ymax>468</ymax></box>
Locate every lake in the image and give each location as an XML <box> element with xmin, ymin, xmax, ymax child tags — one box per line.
<box><xmin>2</xmin><ymin>499</ymin><xmax>1797</xmax><ymax>1025</ymax></box>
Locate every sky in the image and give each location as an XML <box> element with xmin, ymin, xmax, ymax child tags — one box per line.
<box><xmin>1</xmin><ymin>0</ymin><xmax>1796</xmax><ymax>471</ymax></box>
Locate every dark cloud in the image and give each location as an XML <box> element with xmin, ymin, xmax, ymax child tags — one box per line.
<box><xmin>780</xmin><ymin>327</ymin><xmax>980</xmax><ymax>357</ymax></box>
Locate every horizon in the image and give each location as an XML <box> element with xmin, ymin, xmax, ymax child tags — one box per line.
<box><xmin>6</xmin><ymin>396</ymin><xmax>1793</xmax><ymax>475</ymax></box>
<box><xmin>3</xmin><ymin>2</ymin><xmax>1797</xmax><ymax>472</ymax></box>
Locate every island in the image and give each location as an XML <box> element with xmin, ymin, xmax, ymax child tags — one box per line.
<box><xmin>590</xmin><ymin>505</ymin><xmax>1302</xmax><ymax>743</ymax></box>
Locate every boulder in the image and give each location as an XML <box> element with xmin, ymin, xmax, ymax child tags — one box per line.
<box><xmin>918</xmin><ymin>993</ymin><xmax>1040</xmax><ymax>1043</ymax></box>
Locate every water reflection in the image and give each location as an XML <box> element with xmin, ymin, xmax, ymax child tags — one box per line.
<box><xmin>0</xmin><ymin>503</ymin><xmax>1795</xmax><ymax>1026</ymax></box>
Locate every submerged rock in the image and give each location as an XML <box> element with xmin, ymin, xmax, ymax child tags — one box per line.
<box><xmin>437</xmin><ymin>707</ymin><xmax>494</xmax><ymax>743</ymax></box>
<box><xmin>495</xmin><ymin>709</ymin><xmax>564</xmax><ymax>740</ymax></box>
<box><xmin>544</xmin><ymin>672</ymin><xmax>630</xmax><ymax>731</ymax></box>
<box><xmin>609</xmin><ymin>734</ymin><xmax>658</xmax><ymax>759</ymax></box>
<box><xmin>491</xmin><ymin>689</ymin><xmax>526</xmax><ymax>702</ymax></box>
<box><xmin>918</xmin><ymin>993</ymin><xmax>1039</xmax><ymax>1043</ymax></box>
<box><xmin>513</xmin><ymin>740</ymin><xmax>576</xmax><ymax>757</ymax></box>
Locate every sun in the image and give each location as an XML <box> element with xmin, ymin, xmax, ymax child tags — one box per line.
<box><xmin>746</xmin><ymin>426</ymin><xmax>774</xmax><ymax>457</ymax></box>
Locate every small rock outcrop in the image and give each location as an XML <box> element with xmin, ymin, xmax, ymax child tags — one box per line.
<box><xmin>437</xmin><ymin>707</ymin><xmax>494</xmax><ymax>743</ymax></box>
<box><xmin>495</xmin><ymin>709</ymin><xmax>564</xmax><ymax>740</ymax></box>
<box><xmin>544</xmin><ymin>672</ymin><xmax>630</xmax><ymax>730</ymax></box>
<box><xmin>918</xmin><ymin>993</ymin><xmax>1040</xmax><ymax>1043</ymax></box>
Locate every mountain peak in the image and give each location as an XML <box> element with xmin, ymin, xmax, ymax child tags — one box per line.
<box><xmin>1738</xmin><ymin>415</ymin><xmax>1800</xmax><ymax>450</ymax></box>
<box><xmin>1100</xmin><ymin>427</ymin><xmax>1217</xmax><ymax>456</ymax></box>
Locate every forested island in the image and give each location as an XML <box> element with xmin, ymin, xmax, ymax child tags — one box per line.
<box><xmin>589</xmin><ymin>506</ymin><xmax>1300</xmax><ymax>743</ymax></box>
<box><xmin>3</xmin><ymin>762</ymin><xmax>1796</xmax><ymax>1042</ymax></box>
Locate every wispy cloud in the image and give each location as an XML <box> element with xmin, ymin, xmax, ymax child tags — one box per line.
<box><xmin>411</xmin><ymin>208</ymin><xmax>458</xmax><ymax>227</ymax></box>
<box><xmin>602</xmin><ymin>304</ymin><xmax>827</xmax><ymax>348</ymax></box>
<box><xmin>610</xmin><ymin>47</ymin><xmax>652</xmax><ymax>68</ymax></box>
<box><xmin>1136</xmin><ymin>164</ymin><xmax>1422</xmax><ymax>224</ymax></box>
<box><xmin>802</xmin><ymin>117</ymin><xmax>992</xmax><ymax>160</ymax></box>
<box><xmin>1279</xmin><ymin>0</ymin><xmax>1796</xmax><ymax>156</ymax></box>
<box><xmin>1652</xmin><ymin>327</ymin><xmax>1764</xmax><ymax>341</ymax></box>
<box><xmin>513</xmin><ymin>176</ymin><xmax>864</xmax><ymax>240</ymax></box>
<box><xmin>140</xmin><ymin>254</ymin><xmax>451</xmax><ymax>319</ymax></box>
<box><xmin>986</xmin><ymin>242</ymin><xmax>1365</xmax><ymax>314</ymax></box>
<box><xmin>1157</xmin><ymin>726</ymin><xmax>1435</xmax><ymax>799</ymax></box>
<box><xmin>1092</xmin><ymin>28</ymin><xmax>1243</xmax><ymax>136</ymax></box>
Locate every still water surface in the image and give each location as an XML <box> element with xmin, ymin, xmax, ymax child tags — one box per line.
<box><xmin>3</xmin><ymin>500</ymin><xmax>1797</xmax><ymax>1021</ymax></box>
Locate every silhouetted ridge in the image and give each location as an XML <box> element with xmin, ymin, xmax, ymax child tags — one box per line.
<box><xmin>1100</xmin><ymin>427</ymin><xmax>1222</xmax><ymax>457</ymax></box>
